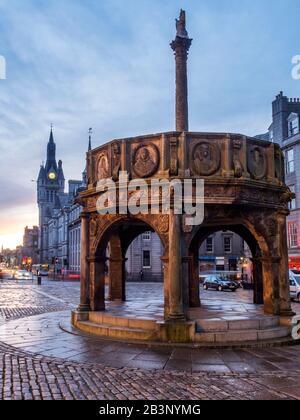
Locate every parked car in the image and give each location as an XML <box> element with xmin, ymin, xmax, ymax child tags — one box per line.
<box><xmin>203</xmin><ymin>275</ymin><xmax>239</xmax><ymax>292</ymax></box>
<box><xmin>290</xmin><ymin>272</ymin><xmax>300</xmax><ymax>303</ymax></box>
<box><xmin>14</xmin><ymin>270</ymin><xmax>33</xmax><ymax>281</ymax></box>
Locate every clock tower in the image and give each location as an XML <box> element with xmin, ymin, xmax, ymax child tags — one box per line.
<box><xmin>37</xmin><ymin>128</ymin><xmax>65</xmax><ymax>263</ymax></box>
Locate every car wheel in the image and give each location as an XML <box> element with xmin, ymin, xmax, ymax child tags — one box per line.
<box><xmin>203</xmin><ymin>284</ymin><xmax>208</xmax><ymax>290</ymax></box>
<box><xmin>218</xmin><ymin>285</ymin><xmax>223</xmax><ymax>292</ymax></box>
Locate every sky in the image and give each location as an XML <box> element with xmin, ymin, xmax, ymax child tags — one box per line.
<box><xmin>0</xmin><ymin>0</ymin><xmax>300</xmax><ymax>249</ymax></box>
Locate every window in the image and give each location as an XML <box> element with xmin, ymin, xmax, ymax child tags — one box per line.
<box><xmin>288</xmin><ymin>222</ymin><xmax>298</xmax><ymax>248</ymax></box>
<box><xmin>286</xmin><ymin>149</ymin><xmax>295</xmax><ymax>174</ymax></box>
<box><xmin>223</xmin><ymin>237</ymin><xmax>232</xmax><ymax>253</ymax></box>
<box><xmin>206</xmin><ymin>237</ymin><xmax>213</xmax><ymax>253</ymax></box>
<box><xmin>142</xmin><ymin>250</ymin><xmax>151</xmax><ymax>268</ymax></box>
<box><xmin>288</xmin><ymin>113</ymin><xmax>299</xmax><ymax>137</ymax></box>
<box><xmin>289</xmin><ymin>185</ymin><xmax>296</xmax><ymax>210</ymax></box>
<box><xmin>142</xmin><ymin>232</ymin><xmax>151</xmax><ymax>241</ymax></box>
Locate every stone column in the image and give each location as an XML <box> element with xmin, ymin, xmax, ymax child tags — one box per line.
<box><xmin>251</xmin><ymin>257</ymin><xmax>264</xmax><ymax>305</ymax></box>
<box><xmin>78</xmin><ymin>213</ymin><xmax>90</xmax><ymax>312</ymax></box>
<box><xmin>262</xmin><ymin>256</ymin><xmax>280</xmax><ymax>315</ymax></box>
<box><xmin>168</xmin><ymin>212</ymin><xmax>185</xmax><ymax>320</ymax></box>
<box><xmin>277</xmin><ymin>212</ymin><xmax>294</xmax><ymax>316</ymax></box>
<box><xmin>161</xmin><ymin>255</ymin><xmax>170</xmax><ymax>319</ymax></box>
<box><xmin>108</xmin><ymin>257</ymin><xmax>126</xmax><ymax>302</ymax></box>
<box><xmin>171</xmin><ymin>21</ymin><xmax>192</xmax><ymax>132</ymax></box>
<box><xmin>108</xmin><ymin>235</ymin><xmax>126</xmax><ymax>301</ymax></box>
<box><xmin>186</xmin><ymin>254</ymin><xmax>201</xmax><ymax>308</ymax></box>
<box><xmin>89</xmin><ymin>256</ymin><xmax>106</xmax><ymax>312</ymax></box>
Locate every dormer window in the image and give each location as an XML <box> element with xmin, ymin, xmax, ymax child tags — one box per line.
<box><xmin>288</xmin><ymin>113</ymin><xmax>299</xmax><ymax>137</ymax></box>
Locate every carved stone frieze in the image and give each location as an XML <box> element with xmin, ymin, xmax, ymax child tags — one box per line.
<box><xmin>112</xmin><ymin>142</ymin><xmax>121</xmax><ymax>181</ymax></box>
<box><xmin>232</xmin><ymin>139</ymin><xmax>243</xmax><ymax>178</ymax></box>
<box><xmin>97</xmin><ymin>151</ymin><xmax>110</xmax><ymax>180</ymax></box>
<box><xmin>191</xmin><ymin>142</ymin><xmax>221</xmax><ymax>176</ymax></box>
<box><xmin>132</xmin><ymin>143</ymin><xmax>160</xmax><ymax>178</ymax></box>
<box><xmin>247</xmin><ymin>145</ymin><xmax>267</xmax><ymax>180</ymax></box>
<box><xmin>169</xmin><ymin>137</ymin><xmax>179</xmax><ymax>176</ymax></box>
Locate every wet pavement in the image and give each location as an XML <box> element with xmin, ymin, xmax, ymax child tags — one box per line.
<box><xmin>0</xmin><ymin>279</ymin><xmax>300</xmax><ymax>400</ymax></box>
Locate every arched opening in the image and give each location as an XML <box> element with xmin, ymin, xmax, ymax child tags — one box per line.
<box><xmin>188</xmin><ymin>224</ymin><xmax>265</xmax><ymax>311</ymax></box>
<box><xmin>91</xmin><ymin>218</ymin><xmax>166</xmax><ymax>316</ymax></box>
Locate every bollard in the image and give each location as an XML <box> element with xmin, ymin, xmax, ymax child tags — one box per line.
<box><xmin>37</xmin><ymin>276</ymin><xmax>42</xmax><ymax>286</ymax></box>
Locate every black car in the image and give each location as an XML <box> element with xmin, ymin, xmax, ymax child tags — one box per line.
<box><xmin>203</xmin><ymin>275</ymin><xmax>238</xmax><ymax>292</ymax></box>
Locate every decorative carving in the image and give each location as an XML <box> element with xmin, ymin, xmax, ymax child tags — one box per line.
<box><xmin>233</xmin><ymin>139</ymin><xmax>243</xmax><ymax>178</ymax></box>
<box><xmin>265</xmin><ymin>218</ymin><xmax>277</xmax><ymax>238</ymax></box>
<box><xmin>176</xmin><ymin>9</ymin><xmax>189</xmax><ymax>39</ymax></box>
<box><xmin>112</xmin><ymin>143</ymin><xmax>121</xmax><ymax>181</ymax></box>
<box><xmin>87</xmin><ymin>196</ymin><xmax>98</xmax><ymax>210</ymax></box>
<box><xmin>192</xmin><ymin>142</ymin><xmax>221</xmax><ymax>176</ymax></box>
<box><xmin>97</xmin><ymin>152</ymin><xmax>109</xmax><ymax>180</ymax></box>
<box><xmin>90</xmin><ymin>216</ymin><xmax>98</xmax><ymax>237</ymax></box>
<box><xmin>154</xmin><ymin>214</ymin><xmax>169</xmax><ymax>234</ymax></box>
<box><xmin>275</xmin><ymin>148</ymin><xmax>284</xmax><ymax>182</ymax></box>
<box><xmin>280</xmin><ymin>188</ymin><xmax>295</xmax><ymax>205</ymax></box>
<box><xmin>170</xmin><ymin>137</ymin><xmax>179</xmax><ymax>176</ymax></box>
<box><xmin>248</xmin><ymin>146</ymin><xmax>267</xmax><ymax>180</ymax></box>
<box><xmin>132</xmin><ymin>143</ymin><xmax>160</xmax><ymax>178</ymax></box>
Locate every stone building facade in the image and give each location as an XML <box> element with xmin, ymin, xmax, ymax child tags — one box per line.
<box><xmin>126</xmin><ymin>232</ymin><xmax>164</xmax><ymax>282</ymax></box>
<box><xmin>21</xmin><ymin>226</ymin><xmax>39</xmax><ymax>265</ymax></box>
<box><xmin>37</xmin><ymin>129</ymin><xmax>86</xmax><ymax>272</ymax></box>
<box><xmin>199</xmin><ymin>231</ymin><xmax>246</xmax><ymax>272</ymax></box>
<box><xmin>265</xmin><ymin>92</ymin><xmax>300</xmax><ymax>267</ymax></box>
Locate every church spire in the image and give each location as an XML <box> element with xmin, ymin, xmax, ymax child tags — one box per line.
<box><xmin>45</xmin><ymin>125</ymin><xmax>57</xmax><ymax>173</ymax></box>
<box><xmin>83</xmin><ymin>128</ymin><xmax>93</xmax><ymax>185</ymax></box>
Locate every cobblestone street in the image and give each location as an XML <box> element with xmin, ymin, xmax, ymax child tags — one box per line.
<box><xmin>0</xmin><ymin>280</ymin><xmax>300</xmax><ymax>400</ymax></box>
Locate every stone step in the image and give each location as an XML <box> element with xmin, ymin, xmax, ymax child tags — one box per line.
<box><xmin>77</xmin><ymin>320</ymin><xmax>158</xmax><ymax>341</ymax></box>
<box><xmin>88</xmin><ymin>312</ymin><xmax>157</xmax><ymax>331</ymax></box>
<box><xmin>195</xmin><ymin>316</ymin><xmax>279</xmax><ymax>333</ymax></box>
<box><xmin>194</xmin><ymin>326</ymin><xmax>290</xmax><ymax>344</ymax></box>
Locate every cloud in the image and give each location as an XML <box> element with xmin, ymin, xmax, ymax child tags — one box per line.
<box><xmin>0</xmin><ymin>0</ymin><xmax>300</xmax><ymax>247</ymax></box>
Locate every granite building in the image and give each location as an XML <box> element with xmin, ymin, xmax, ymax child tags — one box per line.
<box><xmin>21</xmin><ymin>226</ymin><xmax>39</xmax><ymax>265</ymax></box>
<box><xmin>37</xmin><ymin>129</ymin><xmax>86</xmax><ymax>271</ymax></box>
<box><xmin>267</xmin><ymin>92</ymin><xmax>300</xmax><ymax>266</ymax></box>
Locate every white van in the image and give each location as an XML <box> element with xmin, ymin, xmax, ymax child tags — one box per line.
<box><xmin>290</xmin><ymin>271</ymin><xmax>300</xmax><ymax>303</ymax></box>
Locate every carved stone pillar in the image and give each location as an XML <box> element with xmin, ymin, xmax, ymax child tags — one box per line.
<box><xmin>168</xmin><ymin>212</ymin><xmax>185</xmax><ymax>320</ymax></box>
<box><xmin>89</xmin><ymin>256</ymin><xmax>106</xmax><ymax>312</ymax></box>
<box><xmin>277</xmin><ymin>212</ymin><xmax>294</xmax><ymax>316</ymax></box>
<box><xmin>251</xmin><ymin>257</ymin><xmax>264</xmax><ymax>305</ymax></box>
<box><xmin>186</xmin><ymin>254</ymin><xmax>200</xmax><ymax>308</ymax></box>
<box><xmin>171</xmin><ymin>11</ymin><xmax>192</xmax><ymax>132</ymax></box>
<box><xmin>262</xmin><ymin>256</ymin><xmax>280</xmax><ymax>315</ymax></box>
<box><xmin>108</xmin><ymin>235</ymin><xmax>126</xmax><ymax>302</ymax></box>
<box><xmin>161</xmin><ymin>255</ymin><xmax>170</xmax><ymax>319</ymax></box>
<box><xmin>108</xmin><ymin>257</ymin><xmax>126</xmax><ymax>302</ymax></box>
<box><xmin>78</xmin><ymin>213</ymin><xmax>90</xmax><ymax>312</ymax></box>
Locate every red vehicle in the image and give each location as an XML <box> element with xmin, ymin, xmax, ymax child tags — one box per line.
<box><xmin>289</xmin><ymin>257</ymin><xmax>300</xmax><ymax>271</ymax></box>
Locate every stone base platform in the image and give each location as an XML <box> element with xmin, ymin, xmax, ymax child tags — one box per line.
<box><xmin>72</xmin><ymin>311</ymin><xmax>292</xmax><ymax>347</ymax></box>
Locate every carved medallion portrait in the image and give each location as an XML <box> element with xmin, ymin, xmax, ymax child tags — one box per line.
<box><xmin>132</xmin><ymin>143</ymin><xmax>160</xmax><ymax>178</ymax></box>
<box><xmin>248</xmin><ymin>146</ymin><xmax>267</xmax><ymax>180</ymax></box>
<box><xmin>97</xmin><ymin>152</ymin><xmax>109</xmax><ymax>180</ymax></box>
<box><xmin>192</xmin><ymin>142</ymin><xmax>221</xmax><ymax>176</ymax></box>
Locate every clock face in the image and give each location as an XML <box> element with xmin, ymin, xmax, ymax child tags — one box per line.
<box><xmin>48</xmin><ymin>172</ymin><xmax>57</xmax><ymax>180</ymax></box>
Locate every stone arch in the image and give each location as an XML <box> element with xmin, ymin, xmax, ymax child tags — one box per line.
<box><xmin>186</xmin><ymin>217</ymin><xmax>272</xmax><ymax>314</ymax></box>
<box><xmin>88</xmin><ymin>214</ymin><xmax>168</xmax><ymax>311</ymax></box>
